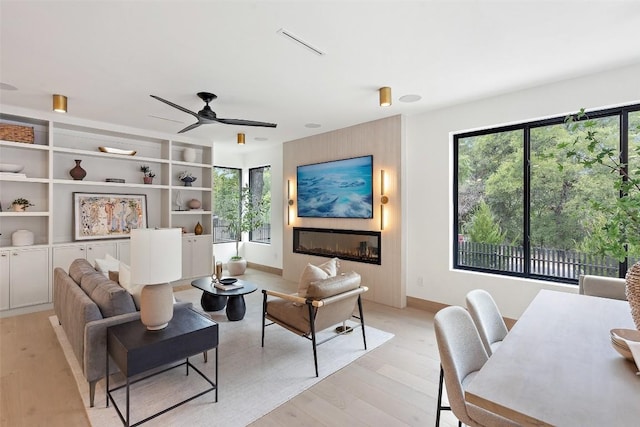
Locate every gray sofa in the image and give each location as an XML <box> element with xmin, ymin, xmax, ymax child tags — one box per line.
<box><xmin>53</xmin><ymin>258</ymin><xmax>192</xmax><ymax>407</ymax></box>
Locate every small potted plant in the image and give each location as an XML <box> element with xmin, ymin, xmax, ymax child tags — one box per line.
<box><xmin>140</xmin><ymin>165</ymin><xmax>155</xmax><ymax>184</ymax></box>
<box><xmin>11</xmin><ymin>198</ymin><xmax>34</xmax><ymax>212</ymax></box>
<box><xmin>179</xmin><ymin>171</ymin><xmax>197</xmax><ymax>187</ymax></box>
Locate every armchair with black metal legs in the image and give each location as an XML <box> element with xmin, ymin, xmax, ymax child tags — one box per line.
<box><xmin>261</xmin><ymin>271</ymin><xmax>368</xmax><ymax>377</ymax></box>
<box><xmin>434</xmin><ymin>306</ymin><xmax>518</xmax><ymax>427</ymax></box>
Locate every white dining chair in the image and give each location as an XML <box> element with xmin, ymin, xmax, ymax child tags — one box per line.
<box><xmin>466</xmin><ymin>289</ymin><xmax>508</xmax><ymax>356</ymax></box>
<box><xmin>434</xmin><ymin>306</ymin><xmax>518</xmax><ymax>427</ymax></box>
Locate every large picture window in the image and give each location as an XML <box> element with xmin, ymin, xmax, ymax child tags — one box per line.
<box><xmin>249</xmin><ymin>166</ymin><xmax>271</xmax><ymax>243</ymax></box>
<box><xmin>213</xmin><ymin>166</ymin><xmax>241</xmax><ymax>243</ymax></box>
<box><xmin>454</xmin><ymin>104</ymin><xmax>640</xmax><ymax>283</ymax></box>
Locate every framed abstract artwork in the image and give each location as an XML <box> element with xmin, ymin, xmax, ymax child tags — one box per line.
<box><xmin>296</xmin><ymin>155</ymin><xmax>373</xmax><ymax>218</ymax></box>
<box><xmin>73</xmin><ymin>192</ymin><xmax>148</xmax><ymax>241</ymax></box>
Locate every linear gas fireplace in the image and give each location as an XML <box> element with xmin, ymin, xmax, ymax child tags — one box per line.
<box><xmin>293</xmin><ymin>227</ymin><xmax>381</xmax><ymax>265</ymax></box>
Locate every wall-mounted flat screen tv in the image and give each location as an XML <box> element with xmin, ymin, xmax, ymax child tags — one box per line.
<box><xmin>297</xmin><ymin>155</ymin><xmax>373</xmax><ymax>218</ymax></box>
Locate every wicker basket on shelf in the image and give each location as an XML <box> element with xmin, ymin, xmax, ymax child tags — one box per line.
<box><xmin>0</xmin><ymin>124</ymin><xmax>35</xmax><ymax>143</ymax></box>
<box><xmin>624</xmin><ymin>261</ymin><xmax>640</xmax><ymax>330</ymax></box>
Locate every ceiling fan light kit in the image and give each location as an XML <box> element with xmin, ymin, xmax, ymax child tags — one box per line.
<box><xmin>379</xmin><ymin>87</ymin><xmax>391</xmax><ymax>107</ymax></box>
<box><xmin>53</xmin><ymin>94</ymin><xmax>67</xmax><ymax>113</ymax></box>
<box><xmin>150</xmin><ymin>92</ymin><xmax>277</xmax><ymax>134</ymax></box>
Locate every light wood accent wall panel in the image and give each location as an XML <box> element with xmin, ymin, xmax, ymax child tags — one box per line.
<box><xmin>283</xmin><ymin>115</ymin><xmax>405</xmax><ymax>308</ymax></box>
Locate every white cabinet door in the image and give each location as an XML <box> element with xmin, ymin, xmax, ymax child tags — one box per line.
<box><xmin>52</xmin><ymin>245</ymin><xmax>86</xmax><ymax>273</ymax></box>
<box><xmin>117</xmin><ymin>241</ymin><xmax>130</xmax><ymax>264</ymax></box>
<box><xmin>0</xmin><ymin>251</ymin><xmax>10</xmax><ymax>311</ymax></box>
<box><xmin>9</xmin><ymin>247</ymin><xmax>49</xmax><ymax>308</ymax></box>
<box><xmin>181</xmin><ymin>235</ymin><xmax>213</xmax><ymax>279</ymax></box>
<box><xmin>86</xmin><ymin>242</ymin><xmax>117</xmax><ymax>265</ymax></box>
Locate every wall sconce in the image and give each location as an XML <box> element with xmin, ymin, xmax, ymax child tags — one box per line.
<box><xmin>53</xmin><ymin>94</ymin><xmax>67</xmax><ymax>113</ymax></box>
<box><xmin>237</xmin><ymin>133</ymin><xmax>245</xmax><ymax>145</ymax></box>
<box><xmin>287</xmin><ymin>179</ymin><xmax>295</xmax><ymax>225</ymax></box>
<box><xmin>380</xmin><ymin>170</ymin><xmax>389</xmax><ymax>230</ymax></box>
<box><xmin>379</xmin><ymin>87</ymin><xmax>391</xmax><ymax>107</ymax></box>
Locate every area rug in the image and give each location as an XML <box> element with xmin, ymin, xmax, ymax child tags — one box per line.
<box><xmin>50</xmin><ymin>288</ymin><xmax>394</xmax><ymax>426</ymax></box>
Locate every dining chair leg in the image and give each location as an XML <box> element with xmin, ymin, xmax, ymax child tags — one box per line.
<box><xmin>435</xmin><ymin>365</ymin><xmax>453</xmax><ymax>427</ymax></box>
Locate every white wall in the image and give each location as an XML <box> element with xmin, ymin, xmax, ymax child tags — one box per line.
<box><xmin>213</xmin><ymin>144</ymin><xmax>284</xmax><ymax>269</ymax></box>
<box><xmin>405</xmin><ymin>62</ymin><xmax>640</xmax><ymax>319</ymax></box>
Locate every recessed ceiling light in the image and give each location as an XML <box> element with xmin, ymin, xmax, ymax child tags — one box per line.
<box><xmin>305</xmin><ymin>123</ymin><xmax>321</xmax><ymax>128</ymax></box>
<box><xmin>0</xmin><ymin>82</ymin><xmax>18</xmax><ymax>91</ymax></box>
<box><xmin>399</xmin><ymin>94</ymin><xmax>422</xmax><ymax>103</ymax></box>
<box><xmin>254</xmin><ymin>137</ymin><xmax>268</xmax><ymax>141</ymax></box>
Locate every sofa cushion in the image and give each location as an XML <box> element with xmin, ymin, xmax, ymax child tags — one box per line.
<box><xmin>69</xmin><ymin>258</ymin><xmax>97</xmax><ymax>285</ymax></box>
<box><xmin>80</xmin><ymin>270</ymin><xmax>109</xmax><ymax>296</ymax></box>
<box><xmin>90</xmin><ymin>280</ymin><xmax>136</xmax><ymax>317</ymax></box>
<box><xmin>306</xmin><ymin>271</ymin><xmax>361</xmax><ymax>299</ymax></box>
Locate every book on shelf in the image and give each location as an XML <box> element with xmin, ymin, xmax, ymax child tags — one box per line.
<box><xmin>214</xmin><ymin>282</ymin><xmax>244</xmax><ymax>291</ymax></box>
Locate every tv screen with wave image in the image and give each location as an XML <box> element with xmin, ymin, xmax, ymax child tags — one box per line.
<box><xmin>297</xmin><ymin>155</ymin><xmax>373</xmax><ymax>218</ymax></box>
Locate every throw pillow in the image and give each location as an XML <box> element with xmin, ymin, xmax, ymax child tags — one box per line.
<box><xmin>108</xmin><ymin>270</ymin><xmax>120</xmax><ymax>283</ymax></box>
<box><xmin>317</xmin><ymin>257</ymin><xmax>340</xmax><ymax>277</ymax></box>
<box><xmin>297</xmin><ymin>263</ymin><xmax>329</xmax><ymax>298</ymax></box>
<box><xmin>118</xmin><ymin>261</ymin><xmax>176</xmax><ymax>309</ymax></box>
<box><xmin>94</xmin><ymin>254</ymin><xmax>120</xmax><ymax>278</ymax></box>
<box><xmin>118</xmin><ymin>262</ymin><xmax>143</xmax><ymax>309</ymax></box>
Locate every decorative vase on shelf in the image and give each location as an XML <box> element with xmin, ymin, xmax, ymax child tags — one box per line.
<box><xmin>69</xmin><ymin>159</ymin><xmax>87</xmax><ymax>180</ymax></box>
<box><xmin>194</xmin><ymin>222</ymin><xmax>203</xmax><ymax>235</ymax></box>
<box><xmin>183</xmin><ymin>147</ymin><xmax>196</xmax><ymax>163</ymax></box>
<box><xmin>12</xmin><ymin>229</ymin><xmax>34</xmax><ymax>246</ymax></box>
<box><xmin>143</xmin><ymin>176</ymin><xmax>153</xmax><ymax>185</ymax></box>
<box><xmin>188</xmin><ymin>199</ymin><xmax>201</xmax><ymax>210</ymax></box>
<box><xmin>181</xmin><ymin>176</ymin><xmax>197</xmax><ymax>187</ymax></box>
<box><xmin>625</xmin><ymin>262</ymin><xmax>640</xmax><ymax>330</ymax></box>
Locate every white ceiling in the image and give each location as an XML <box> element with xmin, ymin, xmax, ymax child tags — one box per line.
<box><xmin>2</xmin><ymin>1</ymin><xmax>640</xmax><ymax>151</ymax></box>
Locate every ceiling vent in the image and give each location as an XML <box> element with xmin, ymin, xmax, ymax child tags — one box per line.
<box><xmin>277</xmin><ymin>28</ymin><xmax>325</xmax><ymax>56</ymax></box>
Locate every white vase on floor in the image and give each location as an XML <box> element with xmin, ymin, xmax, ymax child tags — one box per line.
<box><xmin>227</xmin><ymin>258</ymin><xmax>247</xmax><ymax>276</ymax></box>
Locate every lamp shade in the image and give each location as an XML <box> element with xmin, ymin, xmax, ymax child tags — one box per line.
<box><xmin>130</xmin><ymin>228</ymin><xmax>182</xmax><ymax>285</ymax></box>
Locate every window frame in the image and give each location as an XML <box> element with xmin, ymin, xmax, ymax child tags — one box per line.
<box><xmin>212</xmin><ymin>166</ymin><xmax>242</xmax><ymax>244</ymax></box>
<box><xmin>453</xmin><ymin>103</ymin><xmax>640</xmax><ymax>284</ymax></box>
<box><xmin>248</xmin><ymin>165</ymin><xmax>271</xmax><ymax>244</ymax></box>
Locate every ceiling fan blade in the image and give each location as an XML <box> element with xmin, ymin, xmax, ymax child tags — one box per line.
<box><xmin>177</xmin><ymin>122</ymin><xmax>203</xmax><ymax>134</ymax></box>
<box><xmin>150</xmin><ymin>95</ymin><xmax>199</xmax><ymax>119</ymax></box>
<box><xmin>215</xmin><ymin>118</ymin><xmax>277</xmax><ymax>128</ymax></box>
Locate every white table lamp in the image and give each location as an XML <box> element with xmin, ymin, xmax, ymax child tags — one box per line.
<box><xmin>130</xmin><ymin>228</ymin><xmax>182</xmax><ymax>330</ymax></box>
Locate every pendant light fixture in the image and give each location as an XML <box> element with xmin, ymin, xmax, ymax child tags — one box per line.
<box><xmin>379</xmin><ymin>87</ymin><xmax>391</xmax><ymax>107</ymax></box>
<box><xmin>237</xmin><ymin>133</ymin><xmax>245</xmax><ymax>145</ymax></box>
<box><xmin>53</xmin><ymin>94</ymin><xmax>67</xmax><ymax>113</ymax></box>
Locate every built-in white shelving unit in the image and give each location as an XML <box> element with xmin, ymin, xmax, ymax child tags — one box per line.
<box><xmin>0</xmin><ymin>108</ymin><xmax>214</xmax><ymax>311</ymax></box>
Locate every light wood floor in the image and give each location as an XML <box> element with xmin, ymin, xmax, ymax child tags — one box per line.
<box><xmin>0</xmin><ymin>269</ymin><xmax>460</xmax><ymax>427</ymax></box>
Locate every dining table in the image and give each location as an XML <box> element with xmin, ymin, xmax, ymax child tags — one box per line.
<box><xmin>464</xmin><ymin>289</ymin><xmax>639</xmax><ymax>427</ymax></box>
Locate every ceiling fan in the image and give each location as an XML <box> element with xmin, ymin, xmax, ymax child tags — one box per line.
<box><xmin>150</xmin><ymin>92</ymin><xmax>277</xmax><ymax>134</ymax></box>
